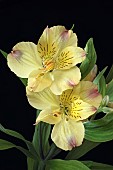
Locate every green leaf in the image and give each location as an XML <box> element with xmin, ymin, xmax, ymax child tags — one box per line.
<box><xmin>32</xmin><ymin>110</ymin><xmax>51</xmax><ymax>159</ymax></box>
<box><xmin>106</xmin><ymin>64</ymin><xmax>113</xmax><ymax>83</ymax></box>
<box><xmin>0</xmin><ymin>124</ymin><xmax>38</xmax><ymax>159</ymax></box>
<box><xmin>80</xmin><ymin>38</ymin><xmax>97</xmax><ymax>79</ymax></box>
<box><xmin>93</xmin><ymin>66</ymin><xmax>108</xmax><ymax>85</ymax></box>
<box><xmin>27</xmin><ymin>157</ymin><xmax>35</xmax><ymax>170</ymax></box>
<box><xmin>106</xmin><ymin>79</ymin><xmax>113</xmax><ymax>102</ymax></box>
<box><xmin>84</xmin><ymin>112</ymin><xmax>113</xmax><ymax>142</ymax></box>
<box><xmin>0</xmin><ymin>49</ymin><xmax>7</xmax><ymax>59</ymax></box>
<box><xmin>0</xmin><ymin>50</ymin><xmax>27</xmax><ymax>86</ymax></box>
<box><xmin>0</xmin><ymin>139</ymin><xmax>15</xmax><ymax>150</ymax></box>
<box><xmin>46</xmin><ymin>159</ymin><xmax>90</xmax><ymax>170</ymax></box>
<box><xmin>65</xmin><ymin>139</ymin><xmax>100</xmax><ymax>160</ymax></box>
<box><xmin>19</xmin><ymin>77</ymin><xmax>28</xmax><ymax>86</ymax></box>
<box><xmin>82</xmin><ymin>161</ymin><xmax>113</xmax><ymax>169</ymax></box>
<box><xmin>45</xmin><ymin>143</ymin><xmax>61</xmax><ymax>161</ymax></box>
<box><xmin>0</xmin><ymin>139</ymin><xmax>35</xmax><ymax>159</ymax></box>
<box><xmin>98</xmin><ymin>75</ymin><xmax>106</xmax><ymax>97</ymax></box>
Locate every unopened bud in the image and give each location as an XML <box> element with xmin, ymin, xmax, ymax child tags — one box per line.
<box><xmin>101</xmin><ymin>95</ymin><xmax>109</xmax><ymax>106</ymax></box>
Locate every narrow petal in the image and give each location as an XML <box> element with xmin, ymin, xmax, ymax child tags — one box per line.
<box><xmin>28</xmin><ymin>69</ymin><xmax>53</xmax><ymax>92</ymax></box>
<box><xmin>35</xmin><ymin>109</ymin><xmax>61</xmax><ymax>125</ymax></box>
<box><xmin>51</xmin><ymin>119</ymin><xmax>84</xmax><ymax>151</ymax></box>
<box><xmin>72</xmin><ymin>81</ymin><xmax>102</xmax><ymax>108</ymax></box>
<box><xmin>50</xmin><ymin>66</ymin><xmax>81</xmax><ymax>95</ymax></box>
<box><xmin>55</xmin><ymin>47</ymin><xmax>86</xmax><ymax>70</ymax></box>
<box><xmin>26</xmin><ymin>87</ymin><xmax>59</xmax><ymax>110</ymax></box>
<box><xmin>7</xmin><ymin>42</ymin><xmax>42</xmax><ymax>78</ymax></box>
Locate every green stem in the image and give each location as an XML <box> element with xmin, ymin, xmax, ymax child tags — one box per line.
<box><xmin>45</xmin><ymin>143</ymin><xmax>61</xmax><ymax>161</ymax></box>
<box><xmin>38</xmin><ymin>160</ymin><xmax>45</xmax><ymax>170</ymax></box>
<box><xmin>39</xmin><ymin>122</ymin><xmax>44</xmax><ymax>160</ymax></box>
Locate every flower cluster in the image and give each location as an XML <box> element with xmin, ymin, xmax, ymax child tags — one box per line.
<box><xmin>7</xmin><ymin>25</ymin><xmax>102</xmax><ymax>151</ymax></box>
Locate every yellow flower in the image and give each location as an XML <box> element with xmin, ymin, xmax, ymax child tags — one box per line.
<box><xmin>7</xmin><ymin>26</ymin><xmax>86</xmax><ymax>95</ymax></box>
<box><xmin>26</xmin><ymin>81</ymin><xmax>102</xmax><ymax>151</ymax></box>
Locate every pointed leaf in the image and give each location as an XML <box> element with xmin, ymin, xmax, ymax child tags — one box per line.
<box><xmin>106</xmin><ymin>79</ymin><xmax>113</xmax><ymax>102</ymax></box>
<box><xmin>0</xmin><ymin>139</ymin><xmax>35</xmax><ymax>159</ymax></box>
<box><xmin>98</xmin><ymin>75</ymin><xmax>106</xmax><ymax>97</ymax></box>
<box><xmin>106</xmin><ymin>65</ymin><xmax>113</xmax><ymax>83</ymax></box>
<box><xmin>0</xmin><ymin>49</ymin><xmax>7</xmax><ymax>59</ymax></box>
<box><xmin>0</xmin><ymin>139</ymin><xmax>15</xmax><ymax>150</ymax></box>
<box><xmin>0</xmin><ymin>124</ymin><xmax>38</xmax><ymax>159</ymax></box>
<box><xmin>84</xmin><ymin>112</ymin><xmax>113</xmax><ymax>142</ymax></box>
<box><xmin>93</xmin><ymin>66</ymin><xmax>108</xmax><ymax>85</ymax></box>
<box><xmin>80</xmin><ymin>38</ymin><xmax>97</xmax><ymax>79</ymax></box>
<box><xmin>46</xmin><ymin>159</ymin><xmax>90</xmax><ymax>170</ymax></box>
<box><xmin>82</xmin><ymin>161</ymin><xmax>113</xmax><ymax>169</ymax></box>
<box><xmin>65</xmin><ymin>139</ymin><xmax>100</xmax><ymax>160</ymax></box>
<box><xmin>19</xmin><ymin>77</ymin><xmax>28</xmax><ymax>86</ymax></box>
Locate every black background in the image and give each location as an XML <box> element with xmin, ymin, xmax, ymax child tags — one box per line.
<box><xmin>0</xmin><ymin>0</ymin><xmax>113</xmax><ymax>169</ymax></box>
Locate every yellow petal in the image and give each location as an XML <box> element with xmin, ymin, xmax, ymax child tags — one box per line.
<box><xmin>50</xmin><ymin>25</ymin><xmax>78</xmax><ymax>48</ymax></box>
<box><xmin>28</xmin><ymin>69</ymin><xmax>53</xmax><ymax>92</ymax></box>
<box><xmin>26</xmin><ymin>87</ymin><xmax>59</xmax><ymax>110</ymax></box>
<box><xmin>80</xmin><ymin>81</ymin><xmax>102</xmax><ymax>108</ymax></box>
<box><xmin>83</xmin><ymin>65</ymin><xmax>97</xmax><ymax>81</ymax></box>
<box><xmin>55</xmin><ymin>47</ymin><xmax>86</xmax><ymax>70</ymax></box>
<box><xmin>70</xmin><ymin>99</ymin><xmax>97</xmax><ymax>121</ymax></box>
<box><xmin>51</xmin><ymin>119</ymin><xmax>84</xmax><ymax>150</ymax></box>
<box><xmin>37</xmin><ymin>26</ymin><xmax>77</xmax><ymax>64</ymax></box>
<box><xmin>7</xmin><ymin>42</ymin><xmax>42</xmax><ymax>78</ymax></box>
<box><xmin>71</xmin><ymin>81</ymin><xmax>102</xmax><ymax>108</ymax></box>
<box><xmin>50</xmin><ymin>66</ymin><xmax>81</xmax><ymax>95</ymax></box>
<box><xmin>35</xmin><ymin>109</ymin><xmax>61</xmax><ymax>125</ymax></box>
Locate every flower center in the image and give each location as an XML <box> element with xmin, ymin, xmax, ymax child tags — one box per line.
<box><xmin>60</xmin><ymin>99</ymin><xmax>83</xmax><ymax>121</ymax></box>
<box><xmin>42</xmin><ymin>59</ymin><xmax>55</xmax><ymax>72</ymax></box>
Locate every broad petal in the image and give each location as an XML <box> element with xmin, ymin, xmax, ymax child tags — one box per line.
<box><xmin>37</xmin><ymin>26</ymin><xmax>77</xmax><ymax>63</ymax></box>
<box><xmin>50</xmin><ymin>66</ymin><xmax>81</xmax><ymax>95</ymax></box>
<box><xmin>50</xmin><ymin>25</ymin><xmax>78</xmax><ymax>48</ymax></box>
<box><xmin>7</xmin><ymin>42</ymin><xmax>42</xmax><ymax>78</ymax></box>
<box><xmin>55</xmin><ymin>47</ymin><xmax>86</xmax><ymax>70</ymax></box>
<box><xmin>26</xmin><ymin>87</ymin><xmax>59</xmax><ymax>110</ymax></box>
<box><xmin>51</xmin><ymin>119</ymin><xmax>84</xmax><ymax>151</ymax></box>
<box><xmin>28</xmin><ymin>69</ymin><xmax>53</xmax><ymax>92</ymax></box>
<box><xmin>71</xmin><ymin>81</ymin><xmax>102</xmax><ymax>108</ymax></box>
<box><xmin>35</xmin><ymin>109</ymin><xmax>61</xmax><ymax>125</ymax></box>
<box><xmin>70</xmin><ymin>99</ymin><xmax>97</xmax><ymax>121</ymax></box>
<box><xmin>79</xmin><ymin>81</ymin><xmax>102</xmax><ymax>108</ymax></box>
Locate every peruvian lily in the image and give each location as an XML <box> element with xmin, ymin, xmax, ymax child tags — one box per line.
<box><xmin>7</xmin><ymin>25</ymin><xmax>86</xmax><ymax>95</ymax></box>
<box><xmin>26</xmin><ymin>81</ymin><xmax>102</xmax><ymax>151</ymax></box>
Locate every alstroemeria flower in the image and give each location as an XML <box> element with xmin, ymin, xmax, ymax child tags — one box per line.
<box><xmin>7</xmin><ymin>25</ymin><xmax>86</xmax><ymax>95</ymax></box>
<box><xmin>26</xmin><ymin>81</ymin><xmax>102</xmax><ymax>151</ymax></box>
